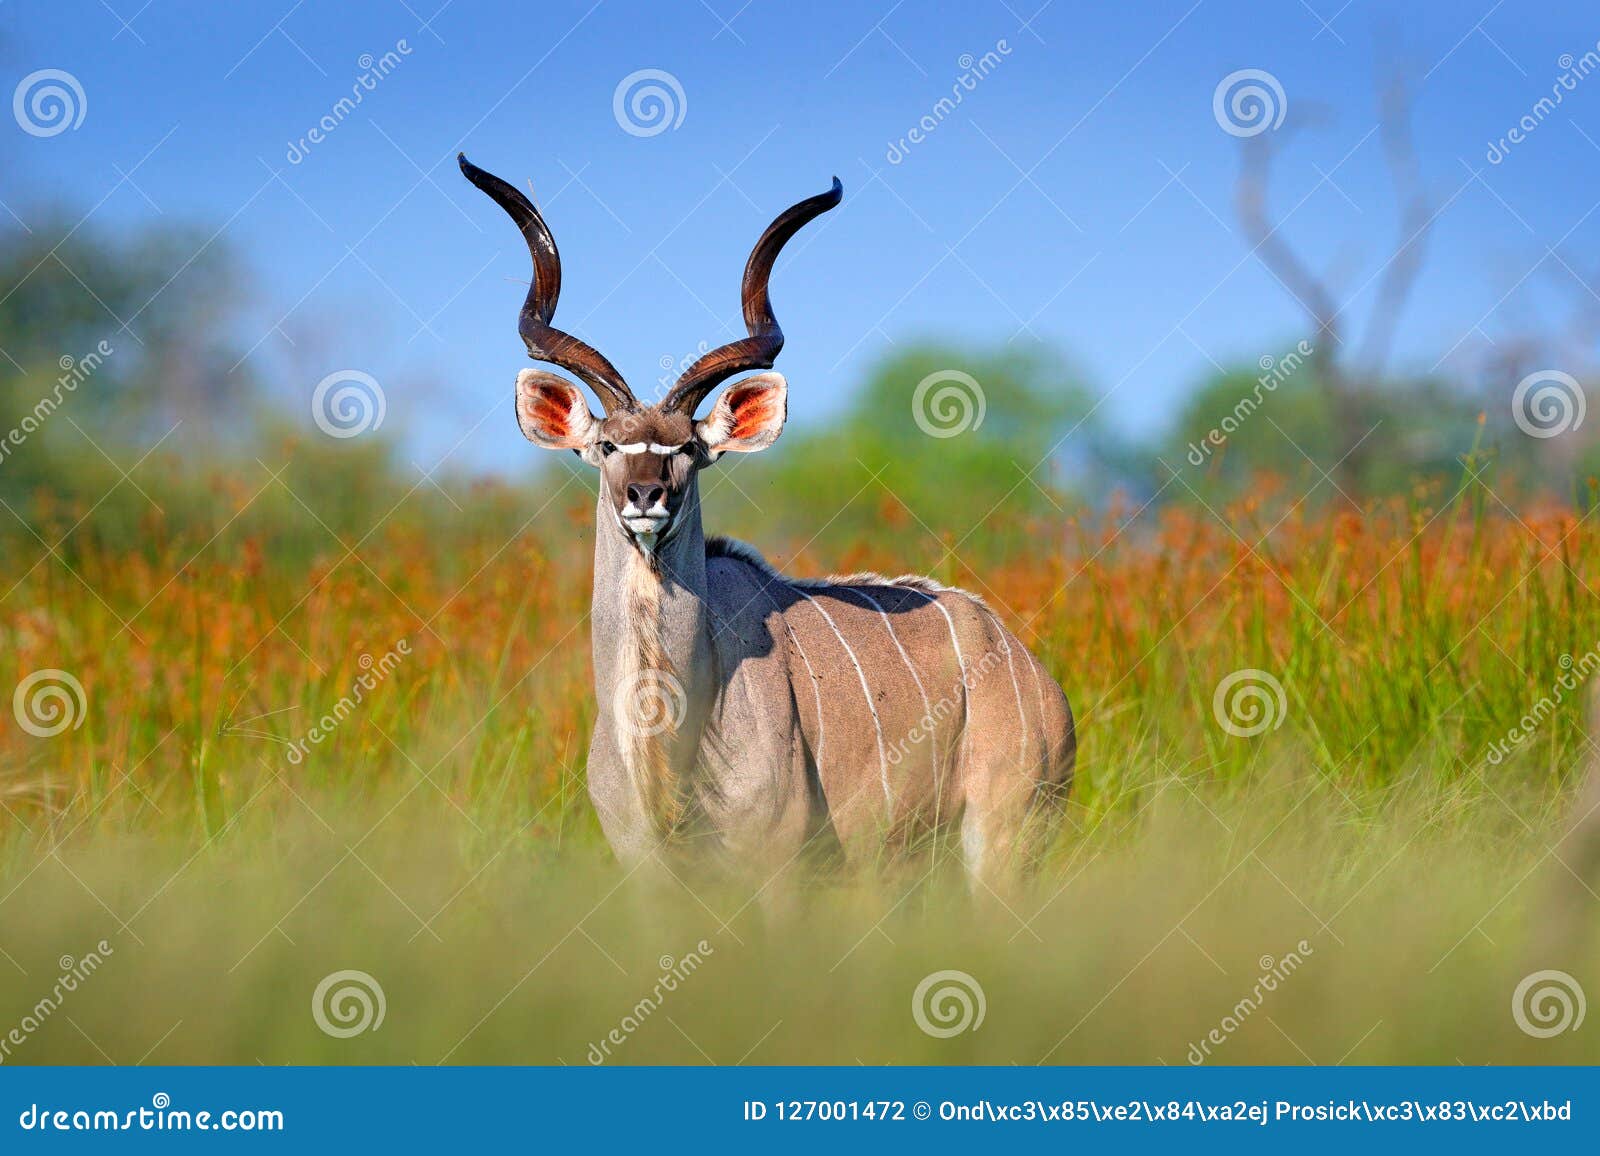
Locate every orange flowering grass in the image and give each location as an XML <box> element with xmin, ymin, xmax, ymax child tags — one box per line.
<box><xmin>2</xmin><ymin>459</ymin><xmax>1594</xmax><ymax>859</ymax></box>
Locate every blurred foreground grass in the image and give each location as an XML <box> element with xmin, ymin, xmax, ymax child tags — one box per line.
<box><xmin>3</xmin><ymin>447</ymin><xmax>1600</xmax><ymax>1063</ymax></box>
<box><xmin>1</xmin><ymin>778</ymin><xmax>1593</xmax><ymax>1065</ymax></box>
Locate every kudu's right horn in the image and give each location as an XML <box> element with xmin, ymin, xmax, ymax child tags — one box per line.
<box><xmin>459</xmin><ymin>153</ymin><xmax>638</xmax><ymax>415</ymax></box>
<box><xmin>660</xmin><ymin>177</ymin><xmax>843</xmax><ymax>418</ymax></box>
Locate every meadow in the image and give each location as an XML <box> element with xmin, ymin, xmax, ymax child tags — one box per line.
<box><xmin>2</xmin><ymin>435</ymin><xmax>1598</xmax><ymax>1066</ymax></box>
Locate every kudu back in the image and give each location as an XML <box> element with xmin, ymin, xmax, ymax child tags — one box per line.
<box><xmin>460</xmin><ymin>154</ymin><xmax>1075</xmax><ymax>886</ymax></box>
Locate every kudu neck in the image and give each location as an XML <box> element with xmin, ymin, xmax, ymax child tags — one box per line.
<box><xmin>590</xmin><ymin>479</ymin><xmax>712</xmax><ymax>682</ymax></box>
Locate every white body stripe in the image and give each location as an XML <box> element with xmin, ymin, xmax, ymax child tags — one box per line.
<box><xmin>902</xmin><ymin>587</ymin><xmax>966</xmax><ymax>678</ymax></box>
<box><xmin>987</xmin><ymin>613</ymin><xmax>1028</xmax><ymax>764</ymax></box>
<box><xmin>796</xmin><ymin>589</ymin><xmax>890</xmax><ymax>809</ymax></box>
<box><xmin>902</xmin><ymin>586</ymin><xmax>971</xmax><ymax>765</ymax></box>
<box><xmin>845</xmin><ymin>588</ymin><xmax>936</xmax><ymax>779</ymax></box>
<box><xmin>1029</xmin><ymin>657</ymin><xmax>1050</xmax><ymax>772</ymax></box>
<box><xmin>784</xmin><ymin>621</ymin><xmax>825</xmax><ymax>776</ymax></box>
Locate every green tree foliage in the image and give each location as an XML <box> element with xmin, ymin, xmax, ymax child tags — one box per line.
<box><xmin>708</xmin><ymin>343</ymin><xmax>1100</xmax><ymax>555</ymax></box>
<box><xmin>0</xmin><ymin>215</ymin><xmax>247</xmax><ymax>398</ymax></box>
<box><xmin>0</xmin><ymin>210</ymin><xmax>555</xmax><ymax>571</ymax></box>
<box><xmin>0</xmin><ymin>213</ymin><xmax>256</xmax><ymax>458</ymax></box>
<box><xmin>1158</xmin><ymin>354</ymin><xmax>1490</xmax><ymax>504</ymax></box>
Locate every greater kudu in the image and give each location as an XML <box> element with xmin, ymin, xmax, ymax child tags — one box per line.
<box><xmin>460</xmin><ymin>154</ymin><xmax>1075</xmax><ymax>887</ymax></box>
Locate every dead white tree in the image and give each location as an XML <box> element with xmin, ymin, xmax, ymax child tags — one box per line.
<box><xmin>1234</xmin><ymin>66</ymin><xmax>1433</xmax><ymax>488</ymax></box>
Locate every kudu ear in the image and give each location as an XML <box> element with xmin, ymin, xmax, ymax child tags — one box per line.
<box><xmin>515</xmin><ymin>369</ymin><xmax>600</xmax><ymax>451</ymax></box>
<box><xmin>696</xmin><ymin>373</ymin><xmax>788</xmax><ymax>460</ymax></box>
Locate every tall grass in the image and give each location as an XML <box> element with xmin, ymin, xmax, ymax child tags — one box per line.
<box><xmin>1</xmin><ymin>444</ymin><xmax>1597</xmax><ymax>1063</ymax></box>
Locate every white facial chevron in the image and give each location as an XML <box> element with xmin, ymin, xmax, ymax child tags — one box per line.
<box><xmin>613</xmin><ymin>442</ymin><xmax>687</xmax><ymax>456</ymax></box>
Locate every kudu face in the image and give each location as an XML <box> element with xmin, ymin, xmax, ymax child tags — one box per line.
<box><xmin>457</xmin><ymin>153</ymin><xmax>839</xmax><ymax>555</ymax></box>
<box><xmin>588</xmin><ymin>407</ymin><xmax>700</xmax><ymax>550</ymax></box>
<box><xmin>511</xmin><ymin>370</ymin><xmax>788</xmax><ymax>552</ymax></box>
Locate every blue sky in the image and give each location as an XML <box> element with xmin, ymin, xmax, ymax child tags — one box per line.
<box><xmin>7</xmin><ymin>0</ymin><xmax>1600</xmax><ymax>472</ymax></box>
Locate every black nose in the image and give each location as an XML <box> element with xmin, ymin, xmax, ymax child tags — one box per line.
<box><xmin>627</xmin><ymin>482</ymin><xmax>665</xmax><ymax>510</ymax></box>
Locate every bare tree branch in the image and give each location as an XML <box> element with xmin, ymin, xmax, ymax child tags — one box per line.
<box><xmin>1357</xmin><ymin>70</ymin><xmax>1432</xmax><ymax>377</ymax></box>
<box><xmin>1235</xmin><ymin>123</ymin><xmax>1344</xmax><ymax>389</ymax></box>
<box><xmin>1231</xmin><ymin>50</ymin><xmax>1437</xmax><ymax>492</ymax></box>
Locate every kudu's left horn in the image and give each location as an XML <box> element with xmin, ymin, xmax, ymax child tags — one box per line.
<box><xmin>661</xmin><ymin>177</ymin><xmax>843</xmax><ymax>418</ymax></box>
<box><xmin>459</xmin><ymin>153</ymin><xmax>638</xmax><ymax>415</ymax></box>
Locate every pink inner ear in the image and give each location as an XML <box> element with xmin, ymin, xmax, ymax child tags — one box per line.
<box><xmin>727</xmin><ymin>385</ymin><xmax>778</xmax><ymax>441</ymax></box>
<box><xmin>522</xmin><ymin>387</ymin><xmax>573</xmax><ymax>439</ymax></box>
